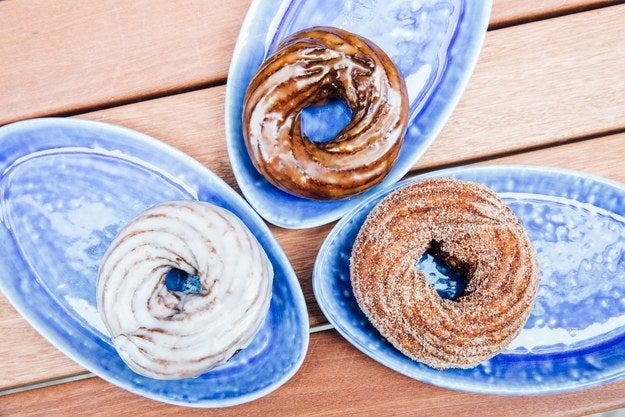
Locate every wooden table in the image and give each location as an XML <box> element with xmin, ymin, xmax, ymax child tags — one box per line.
<box><xmin>2</xmin><ymin>0</ymin><xmax>625</xmax><ymax>415</ymax></box>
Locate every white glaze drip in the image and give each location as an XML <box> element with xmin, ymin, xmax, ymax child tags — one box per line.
<box><xmin>97</xmin><ymin>201</ymin><xmax>273</xmax><ymax>379</ymax></box>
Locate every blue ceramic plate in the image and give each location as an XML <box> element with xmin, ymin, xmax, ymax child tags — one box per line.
<box><xmin>225</xmin><ymin>0</ymin><xmax>491</xmax><ymax>228</ymax></box>
<box><xmin>0</xmin><ymin>118</ymin><xmax>309</xmax><ymax>407</ymax></box>
<box><xmin>313</xmin><ymin>165</ymin><xmax>625</xmax><ymax>395</ymax></box>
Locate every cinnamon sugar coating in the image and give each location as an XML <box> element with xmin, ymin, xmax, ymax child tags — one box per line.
<box><xmin>350</xmin><ymin>178</ymin><xmax>539</xmax><ymax>369</ymax></box>
<box><xmin>242</xmin><ymin>26</ymin><xmax>409</xmax><ymax>200</ymax></box>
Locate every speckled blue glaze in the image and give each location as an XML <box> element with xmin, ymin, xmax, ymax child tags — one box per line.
<box><xmin>0</xmin><ymin>118</ymin><xmax>309</xmax><ymax>407</ymax></box>
<box><xmin>313</xmin><ymin>165</ymin><xmax>625</xmax><ymax>395</ymax></box>
<box><xmin>225</xmin><ymin>0</ymin><xmax>491</xmax><ymax>228</ymax></box>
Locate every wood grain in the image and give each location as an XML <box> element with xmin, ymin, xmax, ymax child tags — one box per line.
<box><xmin>71</xmin><ymin>0</ymin><xmax>625</xmax><ymax>183</ymax></box>
<box><xmin>490</xmin><ymin>0</ymin><xmax>622</xmax><ymax>28</ymax></box>
<box><xmin>483</xmin><ymin>135</ymin><xmax>625</xmax><ymax>181</ymax></box>
<box><xmin>2</xmin><ymin>130</ymin><xmax>624</xmax><ymax>393</ymax></box>
<box><xmin>1</xmin><ymin>0</ymin><xmax>621</xmax><ymax>126</ymax></box>
<box><xmin>0</xmin><ymin>297</ymin><xmax>86</xmax><ymax>389</ymax></box>
<box><xmin>3</xmin><ymin>3</ymin><xmax>625</xmax><ymax>391</ymax></box>
<box><xmin>61</xmin><ymin>0</ymin><xmax>625</xmax><ymax>188</ymax></box>
<box><xmin>1</xmin><ymin>1</ymin><xmax>625</xmax><ymax>414</ymax></box>
<box><xmin>3</xmin><ymin>330</ymin><xmax>625</xmax><ymax>417</ymax></box>
<box><xmin>417</xmin><ymin>4</ymin><xmax>625</xmax><ymax>171</ymax></box>
<box><xmin>4</xmin><ymin>2</ymin><xmax>623</xmax><ymax>175</ymax></box>
<box><xmin>0</xmin><ymin>0</ymin><xmax>250</xmax><ymax>125</ymax></box>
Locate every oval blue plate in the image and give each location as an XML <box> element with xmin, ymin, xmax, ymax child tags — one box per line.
<box><xmin>0</xmin><ymin>118</ymin><xmax>309</xmax><ymax>407</ymax></box>
<box><xmin>225</xmin><ymin>0</ymin><xmax>491</xmax><ymax>228</ymax></box>
<box><xmin>313</xmin><ymin>165</ymin><xmax>625</xmax><ymax>395</ymax></box>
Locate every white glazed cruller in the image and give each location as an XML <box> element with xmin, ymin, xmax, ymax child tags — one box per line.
<box><xmin>97</xmin><ymin>200</ymin><xmax>273</xmax><ymax>379</ymax></box>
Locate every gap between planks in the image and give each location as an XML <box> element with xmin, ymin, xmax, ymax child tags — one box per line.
<box><xmin>0</xmin><ymin>323</ymin><xmax>338</xmax><ymax>397</ymax></box>
<box><xmin>488</xmin><ymin>0</ymin><xmax>623</xmax><ymax>30</ymax></box>
<box><xmin>411</xmin><ymin>125</ymin><xmax>625</xmax><ymax>175</ymax></box>
<box><xmin>22</xmin><ymin>78</ymin><xmax>226</xmax><ymax>124</ymax></box>
<box><xmin>2</xmin><ymin>124</ymin><xmax>624</xmax><ymax>397</ymax></box>
<box><xmin>1</xmin><ymin>1</ymin><xmax>622</xmax><ymax>400</ymax></box>
<box><xmin>6</xmin><ymin>1</ymin><xmax>622</xmax><ymax>126</ymax></box>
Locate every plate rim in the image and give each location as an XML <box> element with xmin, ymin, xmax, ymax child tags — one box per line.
<box><xmin>0</xmin><ymin>117</ymin><xmax>310</xmax><ymax>408</ymax></box>
<box><xmin>225</xmin><ymin>0</ymin><xmax>493</xmax><ymax>229</ymax></box>
<box><xmin>312</xmin><ymin>163</ymin><xmax>625</xmax><ymax>395</ymax></box>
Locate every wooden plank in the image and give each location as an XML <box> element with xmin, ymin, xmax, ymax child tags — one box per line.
<box><xmin>1</xmin><ymin>0</ymin><xmax>621</xmax><ymax>126</ymax></box>
<box><xmin>66</xmin><ymin>0</ymin><xmax>625</xmax><ymax>183</ymax></box>
<box><xmin>3</xmin><ymin>3</ymin><xmax>624</xmax><ymax>174</ymax></box>
<box><xmin>483</xmin><ymin>135</ymin><xmax>625</xmax><ymax>180</ymax></box>
<box><xmin>490</xmin><ymin>0</ymin><xmax>621</xmax><ymax>28</ymax></box>
<box><xmin>3</xmin><ymin>330</ymin><xmax>625</xmax><ymax>416</ymax></box>
<box><xmin>0</xmin><ymin>85</ymin><xmax>331</xmax><ymax>389</ymax></box>
<box><xmin>71</xmin><ymin>0</ymin><xmax>625</xmax><ymax>322</ymax></box>
<box><xmin>0</xmin><ymin>0</ymin><xmax>250</xmax><ymax>125</ymax></box>
<box><xmin>416</xmin><ymin>3</ymin><xmax>625</xmax><ymax>171</ymax></box>
<box><xmin>2</xmin><ymin>130</ymin><xmax>624</xmax><ymax>393</ymax></box>
<box><xmin>3</xmin><ymin>2</ymin><xmax>625</xmax><ymax>389</ymax></box>
<box><xmin>0</xmin><ymin>297</ymin><xmax>86</xmax><ymax>389</ymax></box>
<box><xmin>0</xmin><ymin>0</ymin><xmax>624</xmax><ymax>412</ymax></box>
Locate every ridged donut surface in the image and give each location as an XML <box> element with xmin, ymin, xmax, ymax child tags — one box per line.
<box><xmin>350</xmin><ymin>178</ymin><xmax>539</xmax><ymax>369</ymax></box>
<box><xmin>97</xmin><ymin>200</ymin><xmax>273</xmax><ymax>379</ymax></box>
<box><xmin>242</xmin><ymin>26</ymin><xmax>409</xmax><ymax>200</ymax></box>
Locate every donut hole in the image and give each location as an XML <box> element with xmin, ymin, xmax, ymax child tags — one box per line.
<box><xmin>417</xmin><ymin>241</ymin><xmax>468</xmax><ymax>300</ymax></box>
<box><xmin>300</xmin><ymin>97</ymin><xmax>352</xmax><ymax>143</ymax></box>
<box><xmin>165</xmin><ymin>268</ymin><xmax>204</xmax><ymax>295</ymax></box>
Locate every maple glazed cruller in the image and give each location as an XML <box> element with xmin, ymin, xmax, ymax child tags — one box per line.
<box><xmin>97</xmin><ymin>201</ymin><xmax>273</xmax><ymax>379</ymax></box>
<box><xmin>242</xmin><ymin>26</ymin><xmax>409</xmax><ymax>200</ymax></box>
<box><xmin>350</xmin><ymin>178</ymin><xmax>540</xmax><ymax>369</ymax></box>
